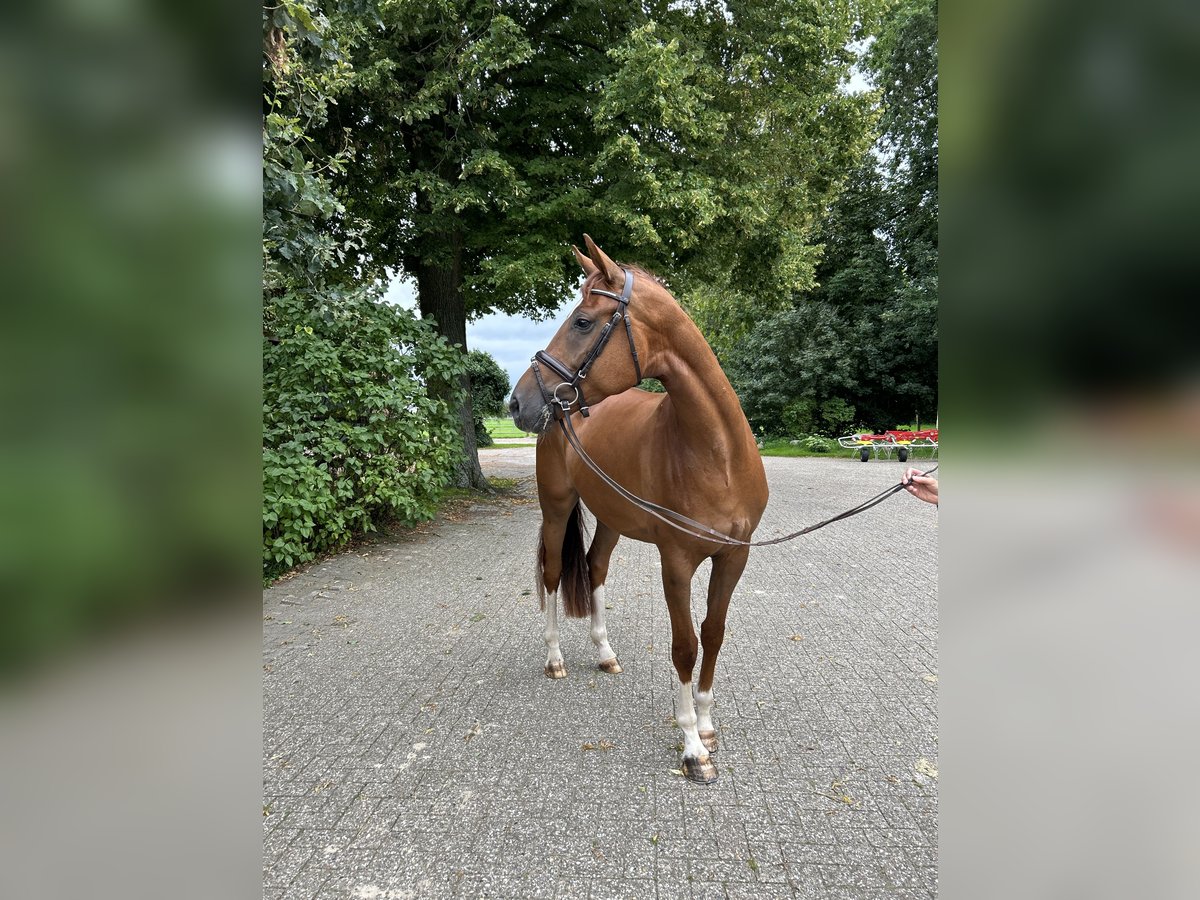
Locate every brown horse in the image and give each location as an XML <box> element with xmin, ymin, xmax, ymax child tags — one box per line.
<box><xmin>508</xmin><ymin>236</ymin><xmax>768</xmax><ymax>783</ymax></box>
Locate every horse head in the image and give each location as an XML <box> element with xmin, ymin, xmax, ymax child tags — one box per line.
<box><xmin>509</xmin><ymin>235</ymin><xmax>656</xmax><ymax>433</ymax></box>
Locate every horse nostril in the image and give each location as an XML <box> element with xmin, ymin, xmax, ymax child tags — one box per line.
<box><xmin>508</xmin><ymin>395</ymin><xmax>520</xmax><ymax>415</ymax></box>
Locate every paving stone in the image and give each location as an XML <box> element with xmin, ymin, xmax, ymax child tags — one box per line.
<box><xmin>264</xmin><ymin>453</ymin><xmax>938</xmax><ymax>898</ymax></box>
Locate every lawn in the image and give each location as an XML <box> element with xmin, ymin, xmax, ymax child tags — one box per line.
<box><xmin>483</xmin><ymin>417</ymin><xmax>536</xmax><ymax>439</ymax></box>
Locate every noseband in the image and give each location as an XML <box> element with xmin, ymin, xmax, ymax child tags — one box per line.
<box><xmin>531</xmin><ymin>268</ymin><xmax>643</xmax><ymax>418</ymax></box>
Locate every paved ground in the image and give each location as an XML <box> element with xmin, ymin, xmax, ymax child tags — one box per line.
<box><xmin>263</xmin><ymin>449</ymin><xmax>938</xmax><ymax>899</ymax></box>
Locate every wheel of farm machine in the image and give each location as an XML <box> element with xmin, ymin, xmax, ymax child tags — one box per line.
<box><xmin>860</xmin><ymin>447</ymin><xmax>871</xmax><ymax>462</ymax></box>
<box><xmin>898</xmin><ymin>447</ymin><xmax>909</xmax><ymax>463</ymax></box>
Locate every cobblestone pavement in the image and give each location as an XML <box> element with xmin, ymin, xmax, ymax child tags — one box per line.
<box><xmin>264</xmin><ymin>450</ymin><xmax>938</xmax><ymax>899</ymax></box>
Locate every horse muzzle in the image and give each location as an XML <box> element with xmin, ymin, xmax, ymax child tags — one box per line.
<box><xmin>508</xmin><ymin>378</ymin><xmax>552</xmax><ymax>435</ymax></box>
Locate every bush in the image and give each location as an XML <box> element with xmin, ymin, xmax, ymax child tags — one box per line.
<box><xmin>818</xmin><ymin>397</ymin><xmax>856</xmax><ymax>432</ymax></box>
<box><xmin>781</xmin><ymin>398</ymin><xmax>815</xmax><ymax>438</ymax></box>
<box><xmin>262</xmin><ymin>289</ymin><xmax>466</xmax><ymax>581</ymax></box>
<box><xmin>799</xmin><ymin>434</ymin><xmax>837</xmax><ymax>453</ymax></box>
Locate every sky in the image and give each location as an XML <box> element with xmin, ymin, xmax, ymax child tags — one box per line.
<box><xmin>382</xmin><ymin>277</ymin><xmax>578</xmax><ymax>397</ymax></box>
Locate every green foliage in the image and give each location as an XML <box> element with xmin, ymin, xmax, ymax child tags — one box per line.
<box><xmin>472</xmin><ymin>410</ymin><xmax>494</xmax><ymax>448</ymax></box>
<box><xmin>262</xmin><ymin>0</ymin><xmax>465</xmax><ymax>580</ymax></box>
<box><xmin>777</xmin><ymin>398</ymin><xmax>854</xmax><ymax>439</ymax></box>
<box><xmin>466</xmin><ymin>350</ymin><xmax>511</xmax><ymax>417</ymax></box>
<box><xmin>326</xmin><ymin>0</ymin><xmax>595</xmax><ymax>317</ymax></box>
<box><xmin>304</xmin><ymin>1</ymin><xmax>886</xmax><ymax>486</ymax></box>
<box><xmin>727</xmin><ymin>0</ymin><xmax>937</xmax><ymax>436</ymax></box>
<box><xmin>869</xmin><ymin>0</ymin><xmax>938</xmax><ymax>282</ymax></box>
<box><xmin>263</xmin><ymin>1</ymin><xmax>361</xmax><ymax>292</ymax></box>
<box><xmin>799</xmin><ymin>435</ymin><xmax>838</xmax><ymax>453</ymax></box>
<box><xmin>262</xmin><ymin>292</ymin><xmax>465</xmax><ymax>580</ymax></box>
<box><xmin>782</xmin><ymin>400</ymin><xmax>815</xmax><ymax>438</ymax></box>
<box><xmin>466</xmin><ymin>349</ymin><xmax>508</xmax><ymax>448</ymax></box>
<box><xmin>322</xmin><ymin>0</ymin><xmax>883</xmax><ymax>324</ymax></box>
<box><xmin>728</xmin><ymin>301</ymin><xmax>860</xmax><ymax>438</ymax></box>
<box><xmin>819</xmin><ymin>398</ymin><xmax>857</xmax><ymax>431</ymax></box>
<box><xmin>590</xmin><ymin>5</ymin><xmax>883</xmax><ymax>350</ymax></box>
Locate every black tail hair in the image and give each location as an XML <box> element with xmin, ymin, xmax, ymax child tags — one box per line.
<box><xmin>535</xmin><ymin>501</ymin><xmax>593</xmax><ymax>618</ymax></box>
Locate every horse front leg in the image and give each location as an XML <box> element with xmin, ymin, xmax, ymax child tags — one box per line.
<box><xmin>587</xmin><ymin>520</ymin><xmax>622</xmax><ymax>674</ymax></box>
<box><xmin>535</xmin><ymin>437</ymin><xmax>585</xmax><ymax>680</ymax></box>
<box><xmin>695</xmin><ymin>546</ymin><xmax>750</xmax><ymax>753</ymax></box>
<box><xmin>661</xmin><ymin>548</ymin><xmax>714</xmax><ymax>783</ymax></box>
<box><xmin>542</xmin><ymin>588</ymin><xmax>566</xmax><ymax>679</ymax></box>
<box><xmin>537</xmin><ymin>504</ymin><xmax>574</xmax><ymax>680</ymax></box>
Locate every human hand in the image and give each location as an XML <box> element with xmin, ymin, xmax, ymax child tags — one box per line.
<box><xmin>902</xmin><ymin>467</ymin><xmax>938</xmax><ymax>505</ymax></box>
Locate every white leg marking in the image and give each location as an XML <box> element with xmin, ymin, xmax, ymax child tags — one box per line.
<box><xmin>544</xmin><ymin>590</ymin><xmax>565</xmax><ymax>676</ymax></box>
<box><xmin>590</xmin><ymin>585</ymin><xmax>618</xmax><ymax>664</ymax></box>
<box><xmin>675</xmin><ymin>678</ymin><xmax>709</xmax><ymax>761</ymax></box>
<box><xmin>694</xmin><ymin>685</ymin><xmax>715</xmax><ymax>736</ymax></box>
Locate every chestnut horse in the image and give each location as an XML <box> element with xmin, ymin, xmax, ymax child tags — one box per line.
<box><xmin>508</xmin><ymin>236</ymin><xmax>768</xmax><ymax>783</ymax></box>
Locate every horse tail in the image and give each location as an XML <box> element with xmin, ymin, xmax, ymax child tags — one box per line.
<box><xmin>535</xmin><ymin>502</ymin><xmax>593</xmax><ymax>618</ymax></box>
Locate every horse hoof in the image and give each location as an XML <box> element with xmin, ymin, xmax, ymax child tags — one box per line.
<box><xmin>699</xmin><ymin>730</ymin><xmax>718</xmax><ymax>753</ymax></box>
<box><xmin>682</xmin><ymin>755</ymin><xmax>718</xmax><ymax>784</ymax></box>
<box><xmin>598</xmin><ymin>657</ymin><xmax>623</xmax><ymax>675</ymax></box>
<box><xmin>544</xmin><ymin>662</ymin><xmax>567</xmax><ymax>679</ymax></box>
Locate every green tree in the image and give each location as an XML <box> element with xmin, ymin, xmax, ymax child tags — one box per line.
<box><xmin>322</xmin><ymin>0</ymin><xmax>883</xmax><ymax>482</ymax></box>
<box><xmin>870</xmin><ymin>0</ymin><xmax>938</xmax><ymax>283</ymax></box>
<box><xmin>263</xmin><ymin>0</ymin><xmax>466</xmax><ymax>580</ymax></box>
<box><xmin>466</xmin><ymin>350</ymin><xmax>511</xmax><ymax>418</ymax></box>
<box><xmin>868</xmin><ymin>0</ymin><xmax>937</xmax><ymax>421</ymax></box>
<box><xmin>726</xmin><ymin>300</ymin><xmax>861</xmax><ymax>438</ymax></box>
<box><xmin>727</xmin><ymin>0</ymin><xmax>938</xmax><ymax>435</ymax></box>
<box><xmin>465</xmin><ymin>349</ymin><xmax>510</xmax><ymax>448</ymax></box>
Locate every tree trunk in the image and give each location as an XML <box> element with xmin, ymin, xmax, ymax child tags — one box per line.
<box><xmin>415</xmin><ymin>232</ymin><xmax>490</xmax><ymax>491</ymax></box>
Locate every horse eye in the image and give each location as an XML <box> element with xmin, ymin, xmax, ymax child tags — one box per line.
<box><xmin>574</xmin><ymin>317</ymin><xmax>593</xmax><ymax>331</ymax></box>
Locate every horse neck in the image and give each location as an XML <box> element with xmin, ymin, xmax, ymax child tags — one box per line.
<box><xmin>646</xmin><ymin>306</ymin><xmax>754</xmax><ymax>455</ymax></box>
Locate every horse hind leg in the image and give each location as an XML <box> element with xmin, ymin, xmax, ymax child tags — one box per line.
<box><xmin>660</xmin><ymin>548</ymin><xmax>716</xmax><ymax>783</ymax></box>
<box><xmin>695</xmin><ymin>547</ymin><xmax>750</xmax><ymax>754</ymax></box>
<box><xmin>587</xmin><ymin>520</ymin><xmax>622</xmax><ymax>674</ymax></box>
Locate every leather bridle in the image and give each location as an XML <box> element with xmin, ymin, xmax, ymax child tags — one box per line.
<box><xmin>530</xmin><ymin>268</ymin><xmax>642</xmax><ymax>418</ymax></box>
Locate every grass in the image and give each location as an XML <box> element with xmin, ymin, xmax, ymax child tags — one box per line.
<box><xmin>758</xmin><ymin>440</ymin><xmax>849</xmax><ymax>458</ymax></box>
<box><xmin>483</xmin><ymin>417</ymin><xmax>535</xmax><ymax>439</ymax></box>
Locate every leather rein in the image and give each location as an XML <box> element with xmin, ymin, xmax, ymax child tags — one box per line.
<box><xmin>530</xmin><ymin>268</ymin><xmax>937</xmax><ymax>547</ymax></box>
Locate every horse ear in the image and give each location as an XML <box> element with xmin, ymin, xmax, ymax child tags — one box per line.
<box><xmin>572</xmin><ymin>245</ymin><xmax>599</xmax><ymax>277</ymax></box>
<box><xmin>583</xmin><ymin>234</ymin><xmax>623</xmax><ymax>286</ymax></box>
